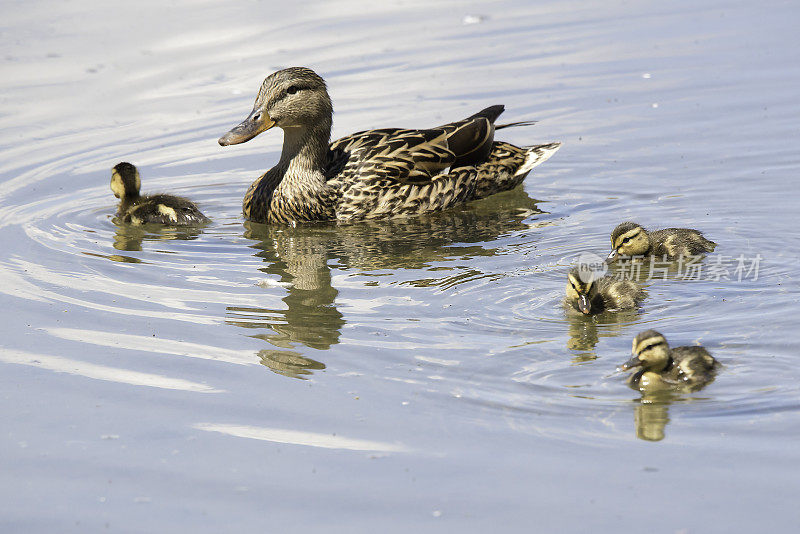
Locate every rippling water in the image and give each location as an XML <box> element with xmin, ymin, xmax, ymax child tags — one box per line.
<box><xmin>2</xmin><ymin>0</ymin><xmax>799</xmax><ymax>531</ymax></box>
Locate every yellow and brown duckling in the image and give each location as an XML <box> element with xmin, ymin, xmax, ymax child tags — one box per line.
<box><xmin>218</xmin><ymin>67</ymin><xmax>560</xmax><ymax>224</ymax></box>
<box><xmin>607</xmin><ymin>222</ymin><xmax>716</xmax><ymax>262</ymax></box>
<box><xmin>564</xmin><ymin>266</ymin><xmax>645</xmax><ymax>315</ymax></box>
<box><xmin>111</xmin><ymin>162</ymin><xmax>209</xmax><ymax>226</ymax></box>
<box><xmin>620</xmin><ymin>329</ymin><xmax>718</xmax><ymax>392</ymax></box>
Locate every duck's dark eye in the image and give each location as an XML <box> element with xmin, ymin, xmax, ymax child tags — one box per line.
<box><xmin>286</xmin><ymin>85</ymin><xmax>299</xmax><ymax>95</ymax></box>
<box><xmin>622</xmin><ymin>237</ymin><xmax>631</xmax><ymax>244</ymax></box>
<box><xmin>252</xmin><ymin>113</ymin><xmax>261</xmax><ymax>122</ymax></box>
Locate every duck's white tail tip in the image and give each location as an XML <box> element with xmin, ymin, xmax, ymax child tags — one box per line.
<box><xmin>515</xmin><ymin>142</ymin><xmax>562</xmax><ymax>176</ymax></box>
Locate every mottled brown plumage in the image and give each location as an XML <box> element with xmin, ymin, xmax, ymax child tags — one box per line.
<box><xmin>620</xmin><ymin>329</ymin><xmax>718</xmax><ymax>392</ymax></box>
<box><xmin>218</xmin><ymin>67</ymin><xmax>560</xmax><ymax>224</ymax></box>
<box><xmin>564</xmin><ymin>266</ymin><xmax>645</xmax><ymax>315</ymax></box>
<box><xmin>608</xmin><ymin>222</ymin><xmax>716</xmax><ymax>262</ymax></box>
<box><xmin>111</xmin><ymin>162</ymin><xmax>209</xmax><ymax>226</ymax></box>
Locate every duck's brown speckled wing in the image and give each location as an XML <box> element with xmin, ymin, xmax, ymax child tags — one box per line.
<box><xmin>328</xmin><ymin>105</ymin><xmax>506</xmax><ymax>185</ymax></box>
<box><xmin>330</xmin><ymin>128</ymin><xmax>455</xmax><ymax>184</ymax></box>
<box><xmin>434</xmin><ymin>104</ymin><xmax>504</xmax><ymax>168</ymax></box>
<box><xmin>325</xmin><ymin>106</ymin><xmax>509</xmax><ymax>221</ymax></box>
<box><xmin>327</xmin><ymin>128</ymin><xmax>457</xmax><ymax>221</ymax></box>
<box><xmin>323</xmin><ymin>106</ymin><xmax>559</xmax><ymax>221</ymax></box>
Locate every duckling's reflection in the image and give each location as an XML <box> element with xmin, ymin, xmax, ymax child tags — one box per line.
<box><xmin>634</xmin><ymin>391</ymin><xmax>677</xmax><ymax>441</ymax></box>
<box><xmin>111</xmin><ymin>220</ymin><xmax>204</xmax><ymax>253</ymax></box>
<box><xmin>230</xmin><ymin>188</ymin><xmax>544</xmax><ymax>378</ymax></box>
<box><xmin>92</xmin><ymin>220</ymin><xmax>206</xmax><ymax>263</ymax></box>
<box><xmin>566</xmin><ymin>308</ymin><xmax>640</xmax><ymax>355</ymax></box>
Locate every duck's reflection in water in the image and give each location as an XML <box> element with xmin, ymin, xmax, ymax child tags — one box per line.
<box><xmin>88</xmin><ymin>220</ymin><xmax>206</xmax><ymax>263</ymax></box>
<box><xmin>631</xmin><ymin>385</ymin><xmax>717</xmax><ymax>442</ymax></box>
<box><xmin>565</xmin><ymin>308</ymin><xmax>640</xmax><ymax>357</ymax></box>
<box><xmin>258</xmin><ymin>350</ymin><xmax>326</xmax><ymax>379</ymax></box>
<box><xmin>106</xmin><ymin>220</ymin><xmax>205</xmax><ymax>260</ymax></box>
<box><xmin>227</xmin><ymin>224</ymin><xmax>344</xmax><ymax>360</ymax></box>
<box><xmin>230</xmin><ymin>188</ymin><xmax>544</xmax><ymax>378</ymax></box>
<box><xmin>634</xmin><ymin>392</ymin><xmax>674</xmax><ymax>441</ymax></box>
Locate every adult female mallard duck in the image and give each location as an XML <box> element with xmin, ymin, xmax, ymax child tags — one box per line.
<box><xmin>218</xmin><ymin>67</ymin><xmax>561</xmax><ymax>224</ymax></box>
<box><xmin>607</xmin><ymin>222</ymin><xmax>716</xmax><ymax>262</ymax></box>
<box><xmin>564</xmin><ymin>266</ymin><xmax>645</xmax><ymax>315</ymax></box>
<box><xmin>111</xmin><ymin>162</ymin><xmax>209</xmax><ymax>226</ymax></box>
<box><xmin>620</xmin><ymin>329</ymin><xmax>718</xmax><ymax>392</ymax></box>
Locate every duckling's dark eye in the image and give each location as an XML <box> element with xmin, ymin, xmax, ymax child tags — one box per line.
<box><xmin>622</xmin><ymin>237</ymin><xmax>631</xmax><ymax>244</ymax></box>
<box><xmin>641</xmin><ymin>341</ymin><xmax>665</xmax><ymax>353</ymax></box>
<box><xmin>286</xmin><ymin>85</ymin><xmax>299</xmax><ymax>95</ymax></box>
<box><xmin>252</xmin><ymin>113</ymin><xmax>261</xmax><ymax>122</ymax></box>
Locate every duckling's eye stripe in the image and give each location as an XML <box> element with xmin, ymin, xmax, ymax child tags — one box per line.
<box><xmin>618</xmin><ymin>228</ymin><xmax>641</xmax><ymax>246</ymax></box>
<box><xmin>639</xmin><ymin>341</ymin><xmax>666</xmax><ymax>353</ymax></box>
<box><xmin>568</xmin><ymin>276</ymin><xmax>586</xmax><ymax>293</ymax></box>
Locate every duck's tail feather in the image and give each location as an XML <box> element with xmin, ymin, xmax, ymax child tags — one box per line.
<box><xmin>515</xmin><ymin>142</ymin><xmax>562</xmax><ymax>176</ymax></box>
<box><xmin>467</xmin><ymin>104</ymin><xmax>505</xmax><ymax>124</ymax></box>
<box><xmin>496</xmin><ymin>120</ymin><xmax>538</xmax><ymax>130</ymax></box>
<box><xmin>447</xmin><ymin>106</ymin><xmax>505</xmax><ymax>168</ymax></box>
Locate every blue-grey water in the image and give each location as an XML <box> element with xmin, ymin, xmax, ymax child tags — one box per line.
<box><xmin>1</xmin><ymin>0</ymin><xmax>799</xmax><ymax>532</ymax></box>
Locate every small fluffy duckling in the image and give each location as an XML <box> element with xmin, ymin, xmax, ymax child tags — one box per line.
<box><xmin>607</xmin><ymin>222</ymin><xmax>716</xmax><ymax>262</ymax></box>
<box><xmin>620</xmin><ymin>329</ymin><xmax>718</xmax><ymax>391</ymax></box>
<box><xmin>564</xmin><ymin>266</ymin><xmax>645</xmax><ymax>315</ymax></box>
<box><xmin>111</xmin><ymin>162</ymin><xmax>209</xmax><ymax>226</ymax></box>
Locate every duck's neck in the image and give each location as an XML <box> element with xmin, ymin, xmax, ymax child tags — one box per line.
<box><xmin>119</xmin><ymin>192</ymin><xmax>140</xmax><ymax>209</ymax></box>
<box><xmin>276</xmin><ymin>118</ymin><xmax>331</xmax><ymax>177</ymax></box>
<box><xmin>245</xmin><ymin>118</ymin><xmax>334</xmax><ymax>223</ymax></box>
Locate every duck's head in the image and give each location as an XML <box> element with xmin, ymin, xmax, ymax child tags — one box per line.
<box><xmin>219</xmin><ymin>67</ymin><xmax>332</xmax><ymax>146</ymax></box>
<box><xmin>111</xmin><ymin>162</ymin><xmax>140</xmax><ymax>199</ymax></box>
<box><xmin>566</xmin><ymin>266</ymin><xmax>598</xmax><ymax>315</ymax></box>
<box><xmin>608</xmin><ymin>222</ymin><xmax>650</xmax><ymax>262</ymax></box>
<box><xmin>621</xmin><ymin>330</ymin><xmax>671</xmax><ymax>372</ymax></box>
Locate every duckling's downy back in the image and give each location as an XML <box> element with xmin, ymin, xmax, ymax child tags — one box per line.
<box><xmin>672</xmin><ymin>346</ymin><xmax>718</xmax><ymax>387</ymax></box>
<box><xmin>111</xmin><ymin>163</ymin><xmax>209</xmax><ymax>226</ymax></box>
<box><xmin>122</xmin><ymin>194</ymin><xmax>210</xmax><ymax>226</ymax></box>
<box><xmin>649</xmin><ymin>228</ymin><xmax>717</xmax><ymax>258</ymax></box>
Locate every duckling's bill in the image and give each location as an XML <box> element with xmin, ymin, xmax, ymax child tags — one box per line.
<box><xmin>619</xmin><ymin>355</ymin><xmax>642</xmax><ymax>371</ymax></box>
<box><xmin>219</xmin><ymin>109</ymin><xmax>276</xmax><ymax>146</ymax></box>
<box><xmin>578</xmin><ymin>294</ymin><xmax>592</xmax><ymax>314</ymax></box>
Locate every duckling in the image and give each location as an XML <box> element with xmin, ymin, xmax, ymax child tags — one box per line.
<box><xmin>111</xmin><ymin>162</ymin><xmax>209</xmax><ymax>226</ymax></box>
<box><xmin>218</xmin><ymin>67</ymin><xmax>560</xmax><ymax>224</ymax></box>
<box><xmin>564</xmin><ymin>266</ymin><xmax>645</xmax><ymax>315</ymax></box>
<box><xmin>607</xmin><ymin>222</ymin><xmax>716</xmax><ymax>262</ymax></box>
<box><xmin>620</xmin><ymin>329</ymin><xmax>718</xmax><ymax>392</ymax></box>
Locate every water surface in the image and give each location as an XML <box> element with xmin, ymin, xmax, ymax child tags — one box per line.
<box><xmin>1</xmin><ymin>0</ymin><xmax>799</xmax><ymax>532</ymax></box>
